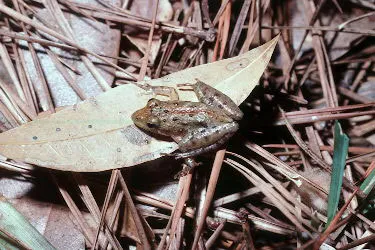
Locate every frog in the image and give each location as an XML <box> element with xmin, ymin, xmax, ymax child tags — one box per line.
<box><xmin>131</xmin><ymin>79</ymin><xmax>243</xmax><ymax>173</ymax></box>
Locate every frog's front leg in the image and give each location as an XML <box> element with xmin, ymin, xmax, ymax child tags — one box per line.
<box><xmin>136</xmin><ymin>83</ymin><xmax>180</xmax><ymax>101</ymax></box>
<box><xmin>176</xmin><ymin>122</ymin><xmax>239</xmax><ymax>159</ymax></box>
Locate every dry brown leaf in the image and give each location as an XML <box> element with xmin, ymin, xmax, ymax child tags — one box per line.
<box><xmin>130</xmin><ymin>0</ymin><xmax>173</xmax><ymax>22</ymax></box>
<box><xmin>0</xmin><ymin>35</ymin><xmax>279</xmax><ymax>172</ymax></box>
<box><xmin>11</xmin><ymin>197</ymin><xmax>85</xmax><ymax>249</ymax></box>
<box><xmin>125</xmin><ymin>35</ymin><xmax>162</xmax><ymax>64</ymax></box>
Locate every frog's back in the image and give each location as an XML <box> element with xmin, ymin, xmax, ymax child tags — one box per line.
<box><xmin>152</xmin><ymin>101</ymin><xmax>233</xmax><ymax>136</ymax></box>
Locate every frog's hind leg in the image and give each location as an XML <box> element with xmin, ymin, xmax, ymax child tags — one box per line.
<box><xmin>174</xmin><ymin>130</ymin><xmax>237</xmax><ymax>159</ymax></box>
<box><xmin>178</xmin><ymin>122</ymin><xmax>238</xmax><ymax>152</ymax></box>
<box><xmin>193</xmin><ymin>79</ymin><xmax>244</xmax><ymax>120</ymax></box>
<box><xmin>175</xmin><ymin>122</ymin><xmax>239</xmax><ymax>159</ymax></box>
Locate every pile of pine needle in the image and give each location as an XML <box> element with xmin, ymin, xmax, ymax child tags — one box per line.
<box><xmin>0</xmin><ymin>0</ymin><xmax>374</xmax><ymax>249</ymax></box>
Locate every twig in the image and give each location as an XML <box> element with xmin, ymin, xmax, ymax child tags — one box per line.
<box><xmin>118</xmin><ymin>171</ymin><xmax>152</xmax><ymax>249</ymax></box>
<box><xmin>205</xmin><ymin>220</ymin><xmax>226</xmax><ymax>249</ymax></box>
<box><xmin>228</xmin><ymin>0</ymin><xmax>251</xmax><ymax>56</ymax></box>
<box><xmin>338</xmin><ymin>11</ymin><xmax>375</xmax><ymax>30</ymax></box>
<box><xmin>138</xmin><ymin>0</ymin><xmax>159</xmax><ymax>81</ymax></box>
<box><xmin>261</xmin><ymin>25</ymin><xmax>375</xmax><ymax>36</ymax></box>
<box><xmin>0</xmin><ymin>3</ymin><xmax>136</xmax><ymax>80</ymax></box>
<box><xmin>191</xmin><ymin>149</ymin><xmax>226</xmax><ymax>250</ymax></box>
<box><xmin>91</xmin><ymin>170</ymin><xmax>119</xmax><ymax>250</ymax></box>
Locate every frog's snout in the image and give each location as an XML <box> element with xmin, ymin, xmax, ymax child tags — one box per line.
<box><xmin>132</xmin><ymin>108</ymin><xmax>160</xmax><ymax>132</ymax></box>
<box><xmin>131</xmin><ymin>109</ymin><xmax>145</xmax><ymax>124</ymax></box>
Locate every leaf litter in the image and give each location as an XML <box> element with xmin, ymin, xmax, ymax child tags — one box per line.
<box><xmin>0</xmin><ymin>0</ymin><xmax>374</xmax><ymax>249</ymax></box>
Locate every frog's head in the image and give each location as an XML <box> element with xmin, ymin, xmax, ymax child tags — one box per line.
<box><xmin>131</xmin><ymin>98</ymin><xmax>161</xmax><ymax>132</ymax></box>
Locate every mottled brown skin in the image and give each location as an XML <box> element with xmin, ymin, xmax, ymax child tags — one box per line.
<box><xmin>131</xmin><ymin>80</ymin><xmax>243</xmax><ymax>158</ymax></box>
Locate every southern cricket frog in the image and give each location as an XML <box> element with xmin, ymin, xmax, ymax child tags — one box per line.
<box><xmin>131</xmin><ymin>79</ymin><xmax>243</xmax><ymax>159</ymax></box>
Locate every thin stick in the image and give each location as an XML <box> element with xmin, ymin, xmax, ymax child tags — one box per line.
<box><xmin>280</xmin><ymin>108</ymin><xmax>363</xmax><ymax>197</ymax></box>
<box><xmin>91</xmin><ymin>170</ymin><xmax>119</xmax><ymax>250</ymax></box>
<box><xmin>228</xmin><ymin>0</ymin><xmax>252</xmax><ymax>56</ymax></box>
<box><xmin>338</xmin><ymin>11</ymin><xmax>375</xmax><ymax>29</ymax></box>
<box><xmin>0</xmin><ymin>29</ymin><xmax>76</xmax><ymax>50</ymax></box>
<box><xmin>0</xmin><ymin>3</ymin><xmax>136</xmax><ymax>80</ymax></box>
<box><xmin>263</xmin><ymin>144</ymin><xmax>375</xmax><ymax>154</ymax></box>
<box><xmin>191</xmin><ymin>149</ymin><xmax>226</xmax><ymax>250</ymax></box>
<box><xmin>261</xmin><ymin>25</ymin><xmax>375</xmax><ymax>36</ymax></box>
<box><xmin>43</xmin><ymin>0</ymin><xmax>111</xmax><ymax>91</ymax></box>
<box><xmin>164</xmin><ymin>174</ymin><xmax>193</xmax><ymax>250</ymax></box>
<box><xmin>51</xmin><ymin>174</ymin><xmax>95</xmax><ymax>246</ymax></box>
<box><xmin>118</xmin><ymin>171</ymin><xmax>152</xmax><ymax>249</ymax></box>
<box><xmin>205</xmin><ymin>220</ymin><xmax>226</xmax><ymax>249</ymax></box>
<box><xmin>138</xmin><ymin>0</ymin><xmax>159</xmax><ymax>81</ymax></box>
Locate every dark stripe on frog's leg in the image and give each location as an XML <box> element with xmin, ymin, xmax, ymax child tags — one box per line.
<box><xmin>174</xmin><ymin>130</ymin><xmax>237</xmax><ymax>159</ymax></box>
<box><xmin>193</xmin><ymin>79</ymin><xmax>244</xmax><ymax>120</ymax></box>
<box><xmin>178</xmin><ymin>122</ymin><xmax>239</xmax><ymax>152</ymax></box>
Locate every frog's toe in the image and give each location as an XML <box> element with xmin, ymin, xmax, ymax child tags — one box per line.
<box><xmin>174</xmin><ymin>169</ymin><xmax>189</xmax><ymax>179</ymax></box>
<box><xmin>177</xmin><ymin>82</ymin><xmax>195</xmax><ymax>91</ymax></box>
<box><xmin>174</xmin><ymin>159</ymin><xmax>201</xmax><ymax>179</ymax></box>
<box><xmin>177</xmin><ymin>83</ymin><xmax>194</xmax><ymax>87</ymax></box>
<box><xmin>160</xmin><ymin>152</ymin><xmax>175</xmax><ymax>157</ymax></box>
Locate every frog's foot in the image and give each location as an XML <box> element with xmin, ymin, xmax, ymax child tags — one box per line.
<box><xmin>174</xmin><ymin>157</ymin><xmax>201</xmax><ymax>179</ymax></box>
<box><xmin>160</xmin><ymin>152</ymin><xmax>174</xmax><ymax>157</ymax></box>
<box><xmin>177</xmin><ymin>83</ymin><xmax>193</xmax><ymax>87</ymax></box>
<box><xmin>161</xmin><ymin>152</ymin><xmax>187</xmax><ymax>158</ymax></box>
<box><xmin>177</xmin><ymin>79</ymin><xmax>204</xmax><ymax>91</ymax></box>
<box><xmin>174</xmin><ymin>168</ymin><xmax>190</xmax><ymax>179</ymax></box>
<box><xmin>133</xmin><ymin>83</ymin><xmax>156</xmax><ymax>97</ymax></box>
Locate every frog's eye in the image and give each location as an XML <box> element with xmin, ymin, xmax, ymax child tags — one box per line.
<box><xmin>147</xmin><ymin>117</ymin><xmax>160</xmax><ymax>128</ymax></box>
<box><xmin>147</xmin><ymin>99</ymin><xmax>160</xmax><ymax>108</ymax></box>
